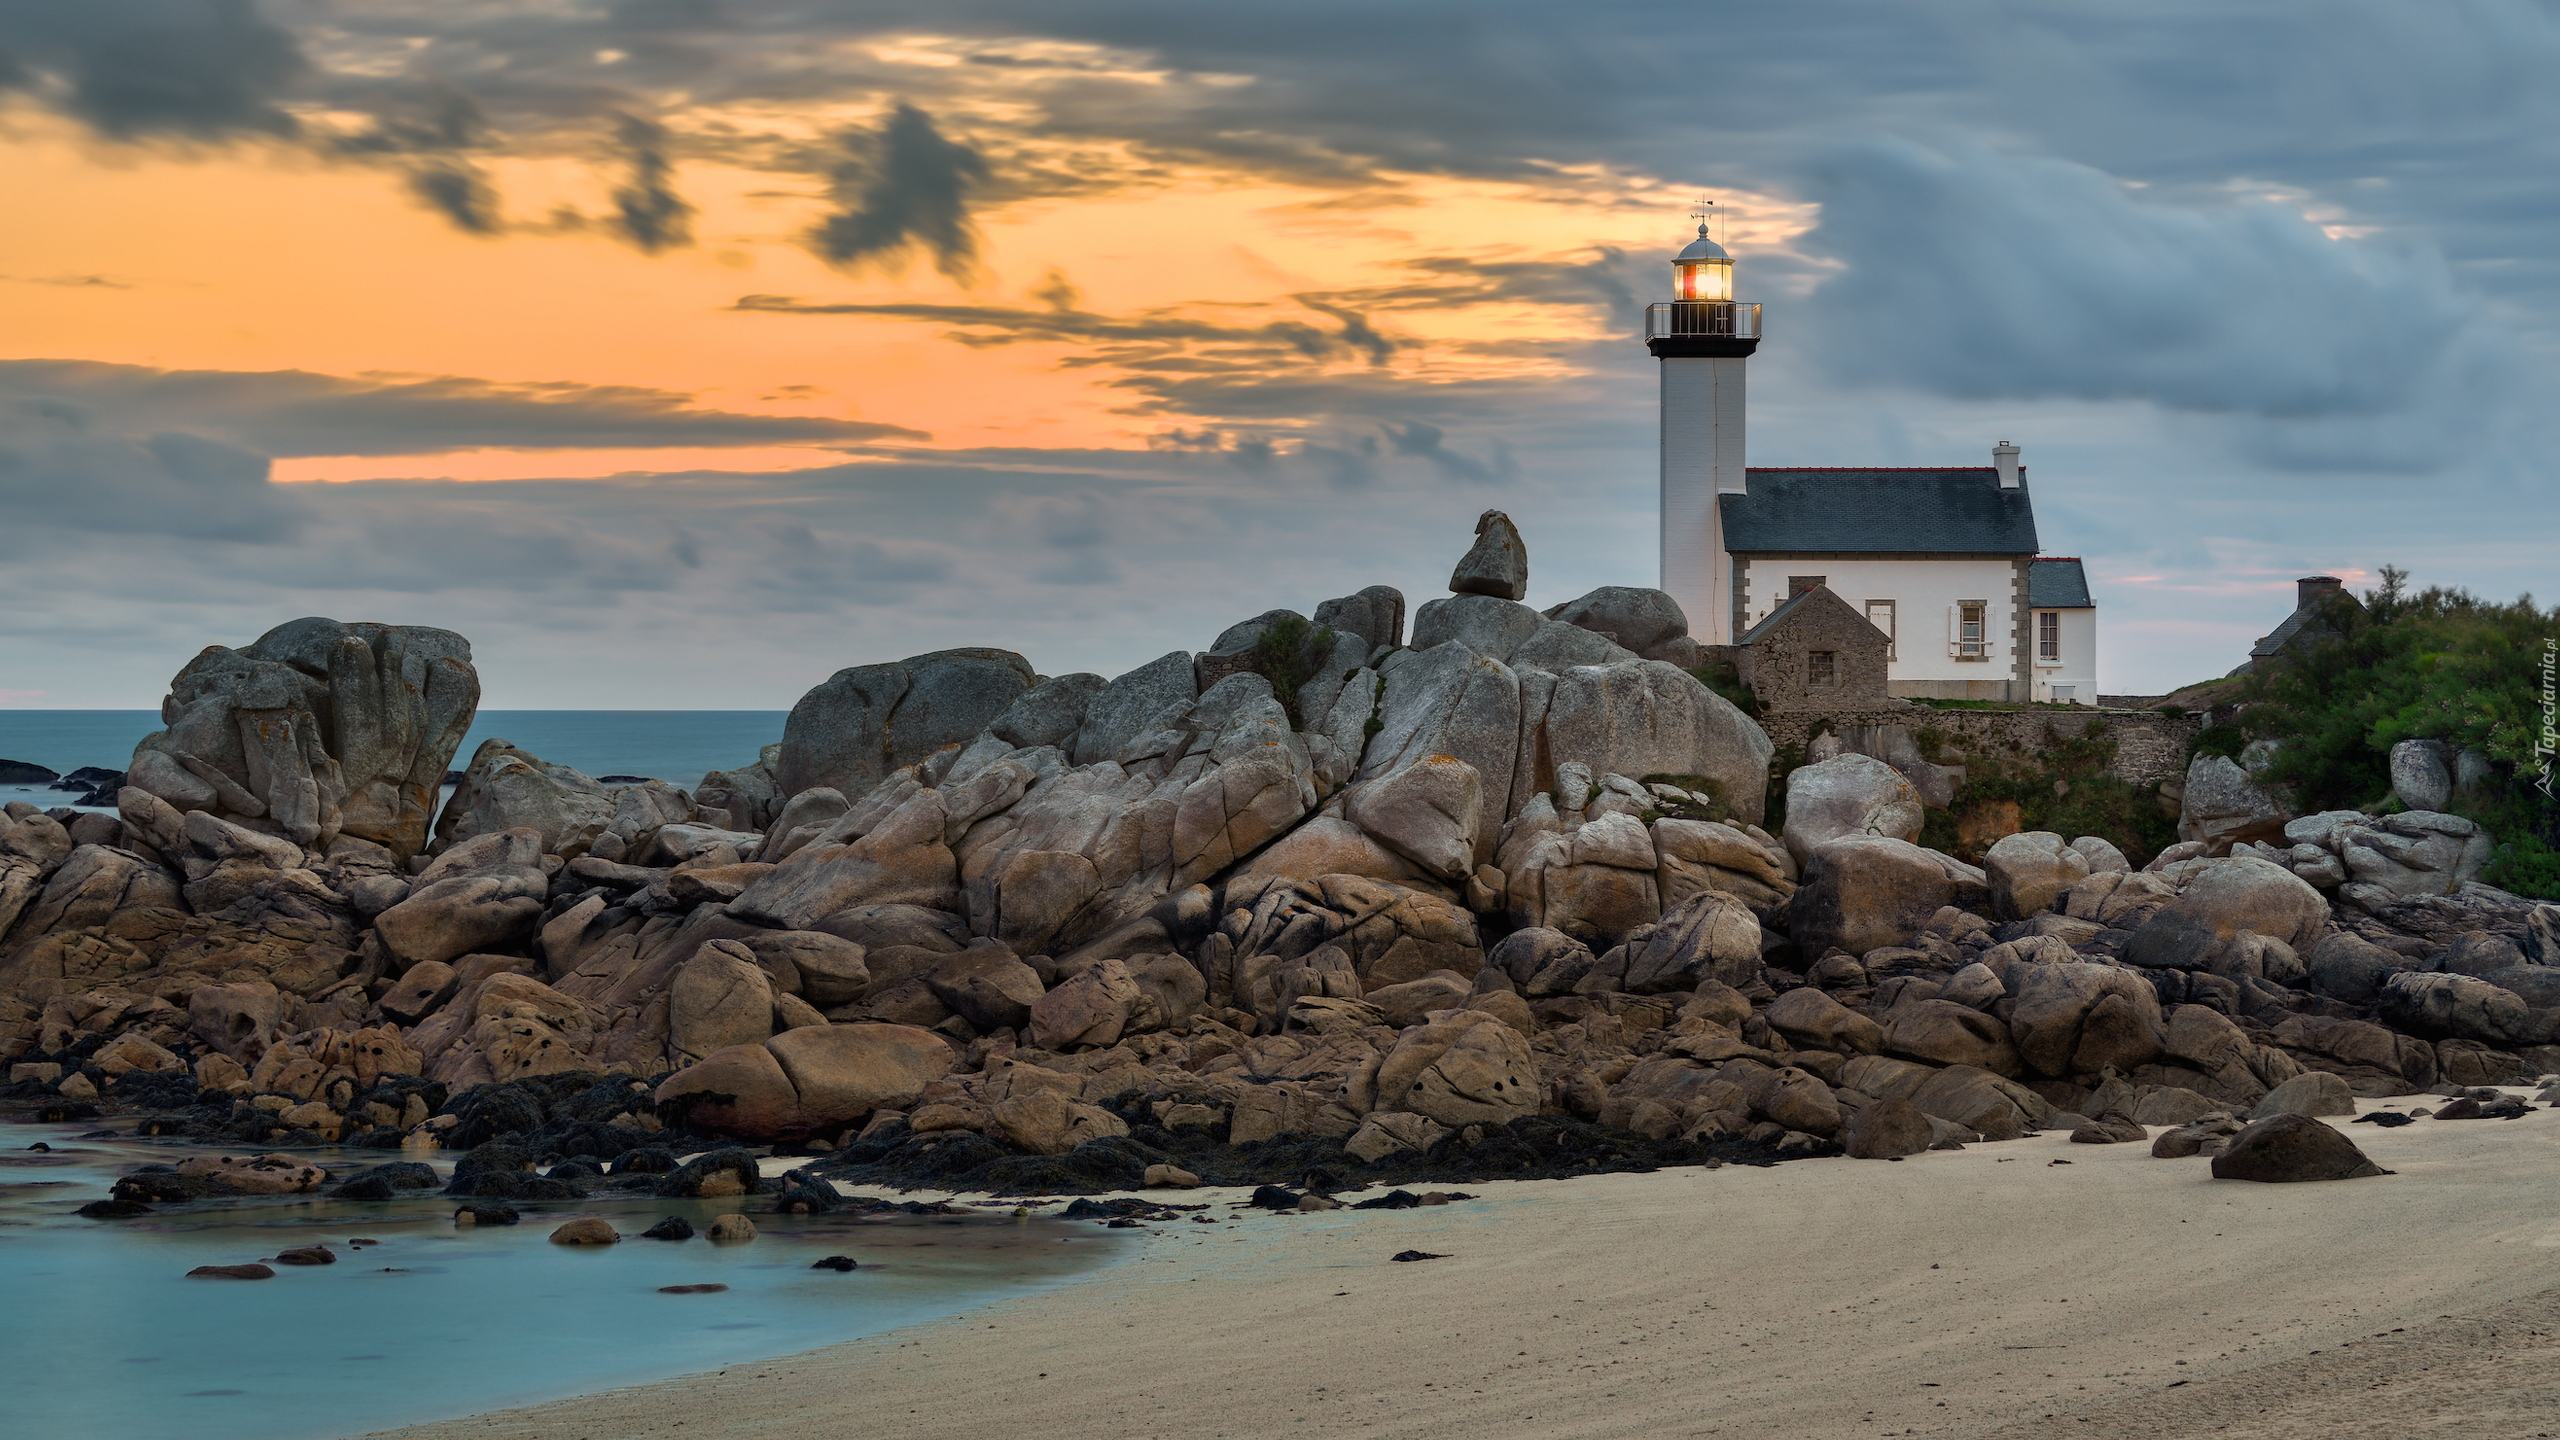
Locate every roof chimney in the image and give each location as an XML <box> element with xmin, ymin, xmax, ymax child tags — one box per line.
<box><xmin>2297</xmin><ymin>575</ymin><xmax>2344</xmax><ymax>609</ymax></box>
<box><xmin>1993</xmin><ymin>440</ymin><xmax>2021</xmax><ymax>489</ymax></box>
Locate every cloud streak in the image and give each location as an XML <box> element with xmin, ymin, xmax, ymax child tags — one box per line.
<box><xmin>807</xmin><ymin>103</ymin><xmax>989</xmax><ymax>281</ymax></box>
<box><xmin>0</xmin><ymin>360</ymin><xmax>927</xmax><ymax>456</ymax></box>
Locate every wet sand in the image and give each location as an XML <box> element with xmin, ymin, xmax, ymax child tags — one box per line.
<box><xmin>362</xmin><ymin>1094</ymin><xmax>2560</xmax><ymax>1440</ymax></box>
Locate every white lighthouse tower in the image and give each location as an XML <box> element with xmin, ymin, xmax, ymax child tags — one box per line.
<box><xmin>1648</xmin><ymin>209</ymin><xmax>1761</xmax><ymax>645</ymax></box>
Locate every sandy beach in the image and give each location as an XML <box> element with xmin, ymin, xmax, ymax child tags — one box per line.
<box><xmin>363</xmin><ymin>1097</ymin><xmax>2560</xmax><ymax>1440</ymax></box>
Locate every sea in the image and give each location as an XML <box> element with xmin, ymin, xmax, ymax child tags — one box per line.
<box><xmin>0</xmin><ymin>1125</ymin><xmax>1130</xmax><ymax>1440</ymax></box>
<box><xmin>0</xmin><ymin>711</ymin><xmax>790</xmax><ymax>813</ymax></box>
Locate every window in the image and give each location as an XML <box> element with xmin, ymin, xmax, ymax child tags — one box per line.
<box><xmin>1952</xmin><ymin>601</ymin><xmax>1987</xmax><ymax>660</ymax></box>
<box><xmin>1807</xmin><ymin>650</ymin><xmax>1837</xmax><ymax>690</ymax></box>
<box><xmin>1865</xmin><ymin>600</ymin><xmax>1896</xmax><ymax>660</ymax></box>
<box><xmin>1787</xmin><ymin>575</ymin><xmax>1827</xmax><ymax>599</ymax></box>
<box><xmin>2038</xmin><ymin>610</ymin><xmax>2060</xmax><ymax>662</ymax></box>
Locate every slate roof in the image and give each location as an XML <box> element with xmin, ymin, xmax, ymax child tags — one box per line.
<box><xmin>1737</xmin><ymin>584</ymin><xmax>1824</xmax><ymax>644</ymax></box>
<box><xmin>2251</xmin><ymin>599</ymin><xmax>2357</xmax><ymax>658</ymax></box>
<box><xmin>1723</xmin><ymin>468</ymin><xmax>2040</xmax><ymax>554</ymax></box>
<box><xmin>2028</xmin><ymin>557</ymin><xmax>2094</xmax><ymax>608</ymax></box>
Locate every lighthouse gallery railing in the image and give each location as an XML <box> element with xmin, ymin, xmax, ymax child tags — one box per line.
<box><xmin>1644</xmin><ymin>300</ymin><xmax>1761</xmax><ymax>339</ymax></box>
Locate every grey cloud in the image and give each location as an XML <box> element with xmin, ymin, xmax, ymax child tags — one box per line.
<box><xmin>0</xmin><ymin>0</ymin><xmax>306</xmax><ymax>139</ymax></box>
<box><xmin>607</xmin><ymin>112</ymin><xmax>694</xmax><ymax>253</ymax></box>
<box><xmin>408</xmin><ymin>160</ymin><xmax>503</xmax><ymax>234</ymax></box>
<box><xmin>0</xmin><ymin>400</ymin><xmax>301</xmax><ymax>547</ymax></box>
<box><xmin>808</xmin><ymin>104</ymin><xmax>989</xmax><ymax>281</ymax></box>
<box><xmin>1794</xmin><ymin>135</ymin><xmax>2522</xmax><ymax>471</ymax></box>
<box><xmin>0</xmin><ymin>360</ymin><xmax>927</xmax><ymax>456</ymax></box>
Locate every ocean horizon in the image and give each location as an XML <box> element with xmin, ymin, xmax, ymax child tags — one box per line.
<box><xmin>0</xmin><ymin>711</ymin><xmax>790</xmax><ymax>800</ymax></box>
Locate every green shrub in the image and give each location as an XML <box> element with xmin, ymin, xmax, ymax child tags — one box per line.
<box><xmin>1686</xmin><ymin>660</ymin><xmax>1758</xmax><ymax>717</ymax></box>
<box><xmin>2229</xmin><ymin>566</ymin><xmax>2557</xmax><ymax>897</ymax></box>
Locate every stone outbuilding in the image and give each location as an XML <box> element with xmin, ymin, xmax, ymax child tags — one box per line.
<box><xmin>1735</xmin><ymin>583</ymin><xmax>1891</xmax><ymax>713</ymax></box>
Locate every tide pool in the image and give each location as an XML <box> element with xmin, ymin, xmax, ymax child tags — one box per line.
<box><xmin>0</xmin><ymin>1127</ymin><xmax>1128</xmax><ymax>1440</ymax></box>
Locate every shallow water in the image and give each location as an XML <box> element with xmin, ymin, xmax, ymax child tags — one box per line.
<box><xmin>0</xmin><ymin>1125</ymin><xmax>1128</xmax><ymax>1440</ymax></box>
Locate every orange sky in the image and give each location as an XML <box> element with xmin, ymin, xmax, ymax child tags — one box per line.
<box><xmin>0</xmin><ymin>104</ymin><xmax>1809</xmax><ymax>477</ymax></box>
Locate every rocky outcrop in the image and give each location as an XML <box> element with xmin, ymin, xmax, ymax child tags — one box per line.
<box><xmin>127</xmin><ymin>617</ymin><xmax>478</xmax><ymax>858</ymax></box>
<box><xmin>16</xmin><ymin>511</ymin><xmax>2558</xmax><ymax>1209</ymax></box>
<box><xmin>775</xmin><ymin>648</ymin><xmax>1036</xmax><ymax>803</ymax></box>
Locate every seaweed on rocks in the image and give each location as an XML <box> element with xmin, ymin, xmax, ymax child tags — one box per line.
<box><xmin>444</xmin><ymin>1140</ymin><xmax>586</xmax><ymax>1199</ymax></box>
<box><xmin>610</xmin><ymin>1145</ymin><xmax>678</xmax><ymax>1176</ymax></box>
<box><xmin>443</xmin><ymin>1072</ymin><xmax>650</xmax><ymax>1151</ymax></box>
<box><xmin>106</xmin><ymin>1070</ymin><xmax>201</xmax><ymax>1111</ymax></box>
<box><xmin>653</xmin><ymin>1147</ymin><xmax>769</xmax><ymax>1198</ymax></box>
<box><xmin>330</xmin><ymin>1161</ymin><xmax>437</xmax><ymax>1200</ymax></box>
<box><xmin>111</xmin><ymin>1167</ymin><xmax>221</xmax><ymax>1205</ymax></box>
<box><xmin>811</xmin><ymin>1112</ymin><xmax>1811</xmax><ymax>1196</ymax></box>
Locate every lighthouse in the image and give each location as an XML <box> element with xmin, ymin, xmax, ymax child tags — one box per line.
<box><xmin>1647</xmin><ymin>211</ymin><xmax>1760</xmax><ymax>645</ymax></box>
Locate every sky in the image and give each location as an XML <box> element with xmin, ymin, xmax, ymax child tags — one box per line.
<box><xmin>1</xmin><ymin>0</ymin><xmax>2553</xmax><ymax>709</ymax></box>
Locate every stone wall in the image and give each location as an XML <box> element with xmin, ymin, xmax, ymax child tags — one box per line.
<box><xmin>1755</xmin><ymin>706</ymin><xmax>2204</xmax><ymax>786</ymax></box>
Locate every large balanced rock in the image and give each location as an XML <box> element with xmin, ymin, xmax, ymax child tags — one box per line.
<box><xmin>1782</xmin><ymin>755</ymin><xmax>1924</xmax><ymax>866</ymax></box>
<box><xmin>2210</xmin><ymin>1113</ymin><xmax>2387</xmax><ymax>1182</ymax></box>
<box><xmin>1448</xmin><ymin>509</ymin><xmax>1528</xmax><ymax>601</ymax></box>
<box><xmin>775</xmin><ymin>648</ymin><xmax>1035</xmax><ymax>802</ymax></box>
<box><xmin>126</xmin><ymin>617</ymin><xmax>478</xmax><ymax>857</ymax></box>
<box><xmin>656</xmin><ymin>1022</ymin><xmax>952</xmax><ymax>1141</ymax></box>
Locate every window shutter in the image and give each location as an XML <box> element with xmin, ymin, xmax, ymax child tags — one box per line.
<box><xmin>1946</xmin><ymin>604</ymin><xmax>1959</xmax><ymax>657</ymax></box>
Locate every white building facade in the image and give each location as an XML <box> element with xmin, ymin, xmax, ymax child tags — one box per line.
<box><xmin>2026</xmin><ymin>557</ymin><xmax>2098</xmax><ymax>703</ymax></box>
<box><xmin>1648</xmin><ymin>219</ymin><xmax>2100</xmax><ymax>701</ymax></box>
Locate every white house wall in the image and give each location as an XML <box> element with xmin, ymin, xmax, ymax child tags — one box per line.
<box><xmin>2032</xmin><ymin>607</ymin><xmax>2099</xmax><ymax>703</ymax></box>
<box><xmin>1736</xmin><ymin>555</ymin><xmax>2027</xmax><ymax>697</ymax></box>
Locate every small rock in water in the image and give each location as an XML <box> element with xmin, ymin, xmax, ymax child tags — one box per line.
<box><xmin>1390</xmin><ymin>1251</ymin><xmax>1448</xmax><ymax>1263</ymax></box>
<box><xmin>549</xmin><ymin>1217</ymin><xmax>620</xmax><ymax>1245</ymax></box>
<box><xmin>188</xmin><ymin>1264</ymin><xmax>276</xmax><ymax>1280</ymax></box>
<box><xmin>272</xmin><ymin>1245</ymin><xmax>336</xmax><ymax>1266</ymax></box>
<box><xmin>76</xmin><ymin>1199</ymin><xmax>154</xmax><ymax>1219</ymax></box>
<box><xmin>657</xmin><ymin>1283</ymin><xmax>729</xmax><ymax>1294</ymax></box>
<box><xmin>454</xmin><ymin>1204</ymin><xmax>519</xmax><ymax>1227</ymax></box>
<box><xmin>810</xmin><ymin>1256</ymin><xmax>859</xmax><ymax>1271</ymax></box>
<box><xmin>705</xmin><ymin>1213</ymin><xmax>757</xmax><ymax>1243</ymax></box>
<box><xmin>640</xmin><ymin>1216</ymin><xmax>696</xmax><ymax>1241</ymax></box>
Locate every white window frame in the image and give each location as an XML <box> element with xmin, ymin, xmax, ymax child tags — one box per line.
<box><xmin>2037</xmin><ymin>610</ymin><xmax>2061</xmax><ymax>663</ymax></box>
<box><xmin>1865</xmin><ymin>600</ymin><xmax>1896</xmax><ymax>661</ymax></box>
<box><xmin>1950</xmin><ymin>600</ymin><xmax>1988</xmax><ymax>661</ymax></box>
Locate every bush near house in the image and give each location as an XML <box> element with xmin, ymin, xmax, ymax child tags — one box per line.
<box><xmin>1912</xmin><ymin>723</ymin><xmax>2178</xmax><ymax>867</ymax></box>
<box><xmin>2231</xmin><ymin>567</ymin><xmax>2558</xmax><ymax>899</ymax></box>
